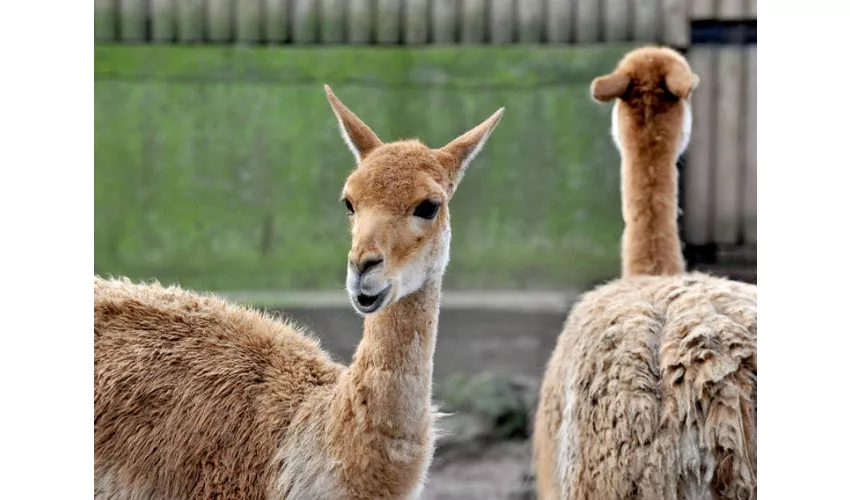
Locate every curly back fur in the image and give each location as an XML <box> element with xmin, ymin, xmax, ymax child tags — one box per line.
<box><xmin>94</xmin><ymin>87</ymin><xmax>504</xmax><ymax>500</ymax></box>
<box><xmin>533</xmin><ymin>47</ymin><xmax>757</xmax><ymax>500</ymax></box>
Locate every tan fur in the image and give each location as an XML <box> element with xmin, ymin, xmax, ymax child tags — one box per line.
<box><xmin>591</xmin><ymin>45</ymin><xmax>697</xmax><ymax>277</ymax></box>
<box><xmin>533</xmin><ymin>47</ymin><xmax>757</xmax><ymax>500</ymax></box>
<box><xmin>94</xmin><ymin>87</ymin><xmax>504</xmax><ymax>499</ymax></box>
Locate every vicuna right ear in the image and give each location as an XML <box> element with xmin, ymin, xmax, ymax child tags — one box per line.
<box><xmin>324</xmin><ymin>85</ymin><xmax>384</xmax><ymax>163</ymax></box>
<box><xmin>665</xmin><ymin>67</ymin><xmax>700</xmax><ymax>100</ymax></box>
<box><xmin>590</xmin><ymin>73</ymin><xmax>631</xmax><ymax>103</ymax></box>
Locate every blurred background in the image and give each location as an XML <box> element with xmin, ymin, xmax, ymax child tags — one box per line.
<box><xmin>94</xmin><ymin>1</ymin><xmax>756</xmax><ymax>498</ymax></box>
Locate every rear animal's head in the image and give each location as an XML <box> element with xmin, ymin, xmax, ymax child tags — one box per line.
<box><xmin>591</xmin><ymin>46</ymin><xmax>699</xmax><ymax>158</ymax></box>
<box><xmin>325</xmin><ymin>85</ymin><xmax>504</xmax><ymax>315</ymax></box>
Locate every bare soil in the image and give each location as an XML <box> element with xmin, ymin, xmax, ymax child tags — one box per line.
<box><xmin>424</xmin><ymin>441</ymin><xmax>535</xmax><ymax>500</ymax></box>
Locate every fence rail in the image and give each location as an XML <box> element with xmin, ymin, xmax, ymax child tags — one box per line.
<box><xmin>94</xmin><ymin>0</ymin><xmax>756</xmax><ymax>46</ymax></box>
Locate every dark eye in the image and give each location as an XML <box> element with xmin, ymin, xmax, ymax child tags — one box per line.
<box><xmin>343</xmin><ymin>199</ymin><xmax>354</xmax><ymax>215</ymax></box>
<box><xmin>413</xmin><ymin>200</ymin><xmax>440</xmax><ymax>220</ymax></box>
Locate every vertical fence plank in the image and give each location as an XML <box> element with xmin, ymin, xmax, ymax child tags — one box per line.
<box><xmin>603</xmin><ymin>0</ymin><xmax>629</xmax><ymax>42</ymax></box>
<box><xmin>235</xmin><ymin>0</ymin><xmax>261</xmax><ymax>43</ymax></box>
<box><xmin>265</xmin><ymin>0</ymin><xmax>289</xmax><ymax>44</ymax></box>
<box><xmin>743</xmin><ymin>47</ymin><xmax>757</xmax><ymax>243</ymax></box>
<box><xmin>119</xmin><ymin>0</ymin><xmax>146</xmax><ymax>42</ymax></box>
<box><xmin>376</xmin><ymin>0</ymin><xmax>400</xmax><ymax>44</ymax></box>
<box><xmin>207</xmin><ymin>0</ymin><xmax>233</xmax><ymax>42</ymax></box>
<box><xmin>491</xmin><ymin>0</ymin><xmax>515</xmax><ymax>44</ymax></box>
<box><xmin>575</xmin><ymin>0</ymin><xmax>600</xmax><ymax>43</ymax></box>
<box><xmin>177</xmin><ymin>0</ymin><xmax>204</xmax><ymax>42</ymax></box>
<box><xmin>690</xmin><ymin>0</ymin><xmax>716</xmax><ymax>19</ymax></box>
<box><xmin>152</xmin><ymin>0</ymin><xmax>175</xmax><ymax>42</ymax></box>
<box><xmin>662</xmin><ymin>0</ymin><xmax>688</xmax><ymax>46</ymax></box>
<box><xmin>632</xmin><ymin>0</ymin><xmax>658</xmax><ymax>42</ymax></box>
<box><xmin>545</xmin><ymin>0</ymin><xmax>572</xmax><ymax>44</ymax></box>
<box><xmin>518</xmin><ymin>0</ymin><xmax>543</xmax><ymax>43</ymax></box>
<box><xmin>405</xmin><ymin>0</ymin><xmax>429</xmax><ymax>44</ymax></box>
<box><xmin>718</xmin><ymin>0</ymin><xmax>745</xmax><ymax>19</ymax></box>
<box><xmin>292</xmin><ymin>0</ymin><xmax>318</xmax><ymax>43</ymax></box>
<box><xmin>320</xmin><ymin>0</ymin><xmax>345</xmax><ymax>43</ymax></box>
<box><xmin>95</xmin><ymin>0</ymin><xmax>116</xmax><ymax>41</ymax></box>
<box><xmin>683</xmin><ymin>47</ymin><xmax>715</xmax><ymax>245</ymax></box>
<box><xmin>712</xmin><ymin>0</ymin><xmax>746</xmax><ymax>243</ymax></box>
<box><xmin>461</xmin><ymin>0</ymin><xmax>486</xmax><ymax>43</ymax></box>
<box><xmin>432</xmin><ymin>0</ymin><xmax>456</xmax><ymax>43</ymax></box>
<box><xmin>347</xmin><ymin>0</ymin><xmax>372</xmax><ymax>43</ymax></box>
<box><xmin>713</xmin><ymin>47</ymin><xmax>744</xmax><ymax>244</ymax></box>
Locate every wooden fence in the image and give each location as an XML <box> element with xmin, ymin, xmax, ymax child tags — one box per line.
<box><xmin>683</xmin><ymin>1</ymin><xmax>756</xmax><ymax>279</ymax></box>
<box><xmin>94</xmin><ymin>0</ymin><xmax>757</xmax><ymax>276</ymax></box>
<box><xmin>94</xmin><ymin>0</ymin><xmax>755</xmax><ymax>47</ymax></box>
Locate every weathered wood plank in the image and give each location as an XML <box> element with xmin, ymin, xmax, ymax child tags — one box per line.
<box><xmin>633</xmin><ymin>0</ymin><xmax>659</xmax><ymax>42</ymax></box>
<box><xmin>347</xmin><ymin>0</ymin><xmax>372</xmax><ymax>44</ymax></box>
<box><xmin>320</xmin><ymin>0</ymin><xmax>346</xmax><ymax>43</ymax></box>
<box><xmin>461</xmin><ymin>0</ymin><xmax>486</xmax><ymax>43</ymax></box>
<box><xmin>119</xmin><ymin>0</ymin><xmax>146</xmax><ymax>42</ymax></box>
<box><xmin>207</xmin><ymin>0</ymin><xmax>233</xmax><ymax>42</ymax></box>
<box><xmin>603</xmin><ymin>0</ymin><xmax>629</xmax><ymax>42</ymax></box>
<box><xmin>151</xmin><ymin>0</ymin><xmax>175</xmax><ymax>42</ymax></box>
<box><xmin>743</xmin><ymin>47</ymin><xmax>757</xmax><ymax>244</ymax></box>
<box><xmin>264</xmin><ymin>0</ymin><xmax>289</xmax><ymax>43</ymax></box>
<box><xmin>95</xmin><ymin>0</ymin><xmax>116</xmax><ymax>41</ymax></box>
<box><xmin>662</xmin><ymin>0</ymin><xmax>688</xmax><ymax>47</ymax></box>
<box><xmin>176</xmin><ymin>0</ymin><xmax>204</xmax><ymax>43</ymax></box>
<box><xmin>404</xmin><ymin>0</ymin><xmax>429</xmax><ymax>44</ymax></box>
<box><xmin>432</xmin><ymin>0</ymin><xmax>456</xmax><ymax>44</ymax></box>
<box><xmin>690</xmin><ymin>0</ymin><xmax>716</xmax><ymax>19</ymax></box>
<box><xmin>575</xmin><ymin>0</ymin><xmax>600</xmax><ymax>43</ymax></box>
<box><xmin>713</xmin><ymin>46</ymin><xmax>744</xmax><ymax>244</ymax></box>
<box><xmin>683</xmin><ymin>47</ymin><xmax>715</xmax><ymax>245</ymax></box>
<box><xmin>518</xmin><ymin>0</ymin><xmax>544</xmax><ymax>43</ymax></box>
<box><xmin>235</xmin><ymin>0</ymin><xmax>261</xmax><ymax>43</ymax></box>
<box><xmin>375</xmin><ymin>0</ymin><xmax>400</xmax><ymax>44</ymax></box>
<box><xmin>545</xmin><ymin>0</ymin><xmax>573</xmax><ymax>43</ymax></box>
<box><xmin>718</xmin><ymin>0</ymin><xmax>745</xmax><ymax>19</ymax></box>
<box><xmin>491</xmin><ymin>0</ymin><xmax>514</xmax><ymax>44</ymax></box>
<box><xmin>292</xmin><ymin>0</ymin><xmax>318</xmax><ymax>43</ymax></box>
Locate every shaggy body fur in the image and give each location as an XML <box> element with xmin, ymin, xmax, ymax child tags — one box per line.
<box><xmin>94</xmin><ymin>87</ymin><xmax>504</xmax><ymax>499</ymax></box>
<box><xmin>533</xmin><ymin>47</ymin><xmax>757</xmax><ymax>500</ymax></box>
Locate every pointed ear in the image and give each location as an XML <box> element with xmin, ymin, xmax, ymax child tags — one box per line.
<box><xmin>324</xmin><ymin>85</ymin><xmax>383</xmax><ymax>163</ymax></box>
<box><xmin>438</xmin><ymin>107</ymin><xmax>505</xmax><ymax>183</ymax></box>
<box><xmin>590</xmin><ymin>72</ymin><xmax>631</xmax><ymax>103</ymax></box>
<box><xmin>665</xmin><ymin>67</ymin><xmax>699</xmax><ymax>99</ymax></box>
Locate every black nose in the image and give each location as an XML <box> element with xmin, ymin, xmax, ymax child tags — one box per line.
<box><xmin>353</xmin><ymin>257</ymin><xmax>383</xmax><ymax>275</ymax></box>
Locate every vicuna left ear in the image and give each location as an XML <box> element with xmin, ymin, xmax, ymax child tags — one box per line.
<box><xmin>437</xmin><ymin>107</ymin><xmax>505</xmax><ymax>186</ymax></box>
<box><xmin>665</xmin><ymin>67</ymin><xmax>700</xmax><ymax>99</ymax></box>
<box><xmin>590</xmin><ymin>72</ymin><xmax>631</xmax><ymax>103</ymax></box>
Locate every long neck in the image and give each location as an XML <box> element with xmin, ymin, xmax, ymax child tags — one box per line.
<box><xmin>341</xmin><ymin>277</ymin><xmax>441</xmax><ymax>440</ymax></box>
<box><xmin>619</xmin><ymin>117</ymin><xmax>686</xmax><ymax>277</ymax></box>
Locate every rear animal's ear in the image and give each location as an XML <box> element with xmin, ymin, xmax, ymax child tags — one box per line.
<box><xmin>590</xmin><ymin>72</ymin><xmax>631</xmax><ymax>103</ymax></box>
<box><xmin>665</xmin><ymin>67</ymin><xmax>700</xmax><ymax>99</ymax></box>
<box><xmin>324</xmin><ymin>85</ymin><xmax>384</xmax><ymax>163</ymax></box>
<box><xmin>438</xmin><ymin>107</ymin><xmax>505</xmax><ymax>186</ymax></box>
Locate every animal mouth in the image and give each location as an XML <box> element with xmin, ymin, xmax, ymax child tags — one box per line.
<box><xmin>354</xmin><ymin>285</ymin><xmax>392</xmax><ymax>314</ymax></box>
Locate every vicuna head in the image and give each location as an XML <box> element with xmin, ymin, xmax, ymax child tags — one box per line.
<box><xmin>590</xmin><ymin>46</ymin><xmax>699</xmax><ymax>158</ymax></box>
<box><xmin>324</xmin><ymin>85</ymin><xmax>504</xmax><ymax>315</ymax></box>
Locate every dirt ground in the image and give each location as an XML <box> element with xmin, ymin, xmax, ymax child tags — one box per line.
<box><xmin>424</xmin><ymin>441</ymin><xmax>535</xmax><ymax>500</ymax></box>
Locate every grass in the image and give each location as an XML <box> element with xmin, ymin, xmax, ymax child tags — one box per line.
<box><xmin>95</xmin><ymin>44</ymin><xmax>637</xmax><ymax>291</ymax></box>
